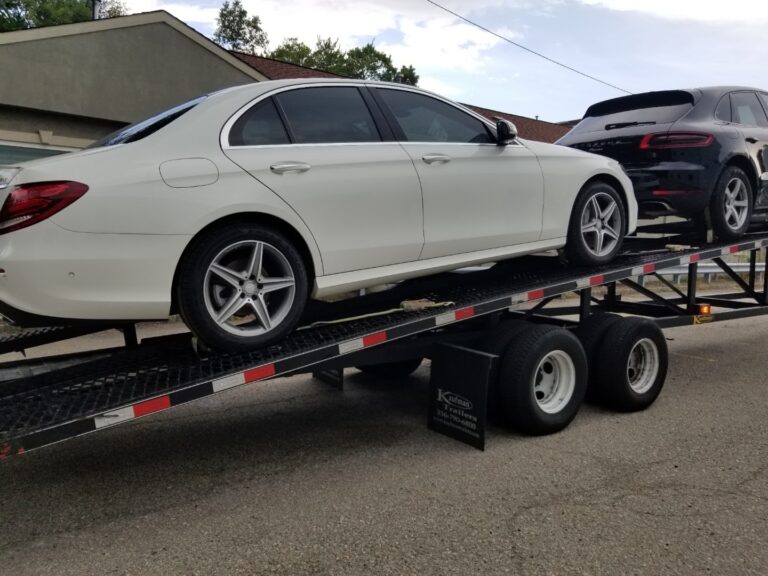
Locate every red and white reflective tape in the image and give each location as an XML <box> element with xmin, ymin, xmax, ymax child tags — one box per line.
<box><xmin>212</xmin><ymin>363</ymin><xmax>276</xmax><ymax>393</ymax></box>
<box><xmin>435</xmin><ymin>306</ymin><xmax>475</xmax><ymax>326</ymax></box>
<box><xmin>94</xmin><ymin>395</ymin><xmax>171</xmax><ymax>429</ymax></box>
<box><xmin>338</xmin><ymin>330</ymin><xmax>388</xmax><ymax>353</ymax></box>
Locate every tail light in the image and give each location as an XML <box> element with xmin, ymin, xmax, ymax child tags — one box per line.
<box><xmin>0</xmin><ymin>181</ymin><xmax>88</xmax><ymax>235</ymax></box>
<box><xmin>639</xmin><ymin>132</ymin><xmax>714</xmax><ymax>149</ymax></box>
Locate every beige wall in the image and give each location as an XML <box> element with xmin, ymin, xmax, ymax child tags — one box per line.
<box><xmin>0</xmin><ymin>22</ymin><xmax>256</xmax><ymax>124</ymax></box>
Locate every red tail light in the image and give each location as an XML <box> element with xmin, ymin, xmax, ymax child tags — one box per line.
<box><xmin>0</xmin><ymin>181</ymin><xmax>88</xmax><ymax>235</ymax></box>
<box><xmin>639</xmin><ymin>132</ymin><xmax>714</xmax><ymax>149</ymax></box>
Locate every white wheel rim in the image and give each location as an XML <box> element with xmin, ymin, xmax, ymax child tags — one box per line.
<box><xmin>723</xmin><ymin>177</ymin><xmax>749</xmax><ymax>230</ymax></box>
<box><xmin>203</xmin><ymin>240</ymin><xmax>296</xmax><ymax>337</ymax></box>
<box><xmin>533</xmin><ymin>350</ymin><xmax>576</xmax><ymax>414</ymax></box>
<box><xmin>580</xmin><ymin>191</ymin><xmax>622</xmax><ymax>258</ymax></box>
<box><xmin>627</xmin><ymin>338</ymin><xmax>660</xmax><ymax>394</ymax></box>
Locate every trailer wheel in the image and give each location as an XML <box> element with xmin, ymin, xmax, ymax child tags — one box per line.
<box><xmin>595</xmin><ymin>318</ymin><xmax>668</xmax><ymax>411</ymax></box>
<box><xmin>574</xmin><ymin>312</ymin><xmax>622</xmax><ymax>400</ymax></box>
<box><xmin>497</xmin><ymin>324</ymin><xmax>587</xmax><ymax>435</ymax></box>
<box><xmin>357</xmin><ymin>358</ymin><xmax>423</xmax><ymax>379</ymax></box>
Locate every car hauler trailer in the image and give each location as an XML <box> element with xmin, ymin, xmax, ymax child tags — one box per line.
<box><xmin>2</xmin><ymin>232</ymin><xmax>768</xmax><ymax>458</ymax></box>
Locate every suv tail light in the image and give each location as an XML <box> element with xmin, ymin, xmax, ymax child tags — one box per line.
<box><xmin>0</xmin><ymin>181</ymin><xmax>88</xmax><ymax>235</ymax></box>
<box><xmin>639</xmin><ymin>132</ymin><xmax>714</xmax><ymax>149</ymax></box>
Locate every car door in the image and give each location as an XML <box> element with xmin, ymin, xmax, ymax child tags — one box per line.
<box><xmin>372</xmin><ymin>87</ymin><xmax>544</xmax><ymax>260</ymax></box>
<box><xmin>730</xmin><ymin>91</ymin><xmax>768</xmax><ymax>207</ymax></box>
<box><xmin>222</xmin><ymin>85</ymin><xmax>423</xmax><ymax>275</ymax></box>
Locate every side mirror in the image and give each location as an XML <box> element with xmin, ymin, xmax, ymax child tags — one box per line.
<box><xmin>495</xmin><ymin>119</ymin><xmax>518</xmax><ymax>145</ymax></box>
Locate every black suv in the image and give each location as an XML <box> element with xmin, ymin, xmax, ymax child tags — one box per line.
<box><xmin>557</xmin><ymin>87</ymin><xmax>768</xmax><ymax>240</ymax></box>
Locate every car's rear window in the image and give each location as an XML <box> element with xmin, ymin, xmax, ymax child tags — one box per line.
<box><xmin>568</xmin><ymin>90</ymin><xmax>695</xmax><ymax>135</ymax></box>
<box><xmin>88</xmin><ymin>96</ymin><xmax>206</xmax><ymax>148</ymax></box>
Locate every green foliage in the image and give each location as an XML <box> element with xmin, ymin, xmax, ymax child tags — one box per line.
<box><xmin>213</xmin><ymin>0</ymin><xmax>268</xmax><ymax>55</ymax></box>
<box><xmin>0</xmin><ymin>0</ymin><xmax>126</xmax><ymax>31</ymax></box>
<box><xmin>270</xmin><ymin>36</ymin><xmax>419</xmax><ymax>85</ymax></box>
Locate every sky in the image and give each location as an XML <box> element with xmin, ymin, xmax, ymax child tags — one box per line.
<box><xmin>121</xmin><ymin>0</ymin><xmax>768</xmax><ymax>123</ymax></box>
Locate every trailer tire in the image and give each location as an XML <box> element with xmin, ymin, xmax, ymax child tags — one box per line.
<box><xmin>497</xmin><ymin>324</ymin><xmax>587</xmax><ymax>435</ymax></box>
<box><xmin>595</xmin><ymin>318</ymin><xmax>668</xmax><ymax>411</ymax></box>
<box><xmin>574</xmin><ymin>312</ymin><xmax>623</xmax><ymax>400</ymax></box>
<box><xmin>357</xmin><ymin>358</ymin><xmax>423</xmax><ymax>379</ymax></box>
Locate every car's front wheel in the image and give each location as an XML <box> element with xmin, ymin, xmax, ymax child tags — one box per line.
<box><xmin>177</xmin><ymin>223</ymin><xmax>309</xmax><ymax>352</ymax></box>
<box><xmin>565</xmin><ymin>181</ymin><xmax>626</xmax><ymax>266</ymax></box>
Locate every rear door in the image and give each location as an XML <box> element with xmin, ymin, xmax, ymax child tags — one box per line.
<box><xmin>222</xmin><ymin>85</ymin><xmax>423</xmax><ymax>275</ymax></box>
<box><xmin>730</xmin><ymin>91</ymin><xmax>768</xmax><ymax>206</ymax></box>
<box><xmin>372</xmin><ymin>87</ymin><xmax>543</xmax><ymax>260</ymax></box>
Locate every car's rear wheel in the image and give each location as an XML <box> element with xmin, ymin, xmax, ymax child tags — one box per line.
<box><xmin>710</xmin><ymin>166</ymin><xmax>753</xmax><ymax>241</ymax></box>
<box><xmin>565</xmin><ymin>181</ymin><xmax>627</xmax><ymax>266</ymax></box>
<box><xmin>177</xmin><ymin>224</ymin><xmax>309</xmax><ymax>352</ymax></box>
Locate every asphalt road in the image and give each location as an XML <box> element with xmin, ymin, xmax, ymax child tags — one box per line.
<box><xmin>1</xmin><ymin>318</ymin><xmax>766</xmax><ymax>575</ymax></box>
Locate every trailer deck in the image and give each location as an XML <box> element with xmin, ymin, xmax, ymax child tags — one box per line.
<box><xmin>2</xmin><ymin>232</ymin><xmax>768</xmax><ymax>458</ymax></box>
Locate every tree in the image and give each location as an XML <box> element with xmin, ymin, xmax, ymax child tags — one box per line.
<box><xmin>270</xmin><ymin>37</ymin><xmax>419</xmax><ymax>85</ymax></box>
<box><xmin>213</xmin><ymin>0</ymin><xmax>268</xmax><ymax>55</ymax></box>
<box><xmin>0</xmin><ymin>0</ymin><xmax>125</xmax><ymax>31</ymax></box>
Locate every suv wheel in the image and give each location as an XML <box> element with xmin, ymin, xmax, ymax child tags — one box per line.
<box><xmin>710</xmin><ymin>166</ymin><xmax>753</xmax><ymax>241</ymax></box>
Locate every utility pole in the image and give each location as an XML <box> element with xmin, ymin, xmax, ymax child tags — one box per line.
<box><xmin>92</xmin><ymin>0</ymin><xmax>102</xmax><ymax>20</ymax></box>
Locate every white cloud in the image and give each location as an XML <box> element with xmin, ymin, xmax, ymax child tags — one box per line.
<box><xmin>580</xmin><ymin>0</ymin><xmax>768</xmax><ymax>23</ymax></box>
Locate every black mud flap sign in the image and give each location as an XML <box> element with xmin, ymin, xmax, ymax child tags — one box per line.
<box><xmin>428</xmin><ymin>344</ymin><xmax>496</xmax><ymax>450</ymax></box>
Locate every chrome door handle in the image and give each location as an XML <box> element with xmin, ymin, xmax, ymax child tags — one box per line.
<box><xmin>270</xmin><ymin>162</ymin><xmax>311</xmax><ymax>174</ymax></box>
<box><xmin>422</xmin><ymin>154</ymin><xmax>451</xmax><ymax>165</ymax></box>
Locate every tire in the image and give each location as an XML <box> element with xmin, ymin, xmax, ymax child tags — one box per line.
<box><xmin>574</xmin><ymin>313</ymin><xmax>622</xmax><ymax>401</ymax></box>
<box><xmin>357</xmin><ymin>358</ymin><xmax>423</xmax><ymax>379</ymax></box>
<box><xmin>594</xmin><ymin>318</ymin><xmax>668</xmax><ymax>412</ymax></box>
<box><xmin>497</xmin><ymin>324</ymin><xmax>588</xmax><ymax>435</ymax></box>
<box><xmin>177</xmin><ymin>223</ymin><xmax>309</xmax><ymax>352</ymax></box>
<box><xmin>709</xmin><ymin>166</ymin><xmax>753</xmax><ymax>241</ymax></box>
<box><xmin>566</xmin><ymin>181</ymin><xmax>627</xmax><ymax>266</ymax></box>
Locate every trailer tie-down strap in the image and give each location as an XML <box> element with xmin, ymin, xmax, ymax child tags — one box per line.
<box><xmin>298</xmin><ymin>298</ymin><xmax>455</xmax><ymax>330</ymax></box>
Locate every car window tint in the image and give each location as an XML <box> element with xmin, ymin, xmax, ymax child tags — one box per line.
<box><xmin>229</xmin><ymin>97</ymin><xmax>290</xmax><ymax>146</ymax></box>
<box><xmin>715</xmin><ymin>95</ymin><xmax>731</xmax><ymax>122</ymax></box>
<box><xmin>276</xmin><ymin>87</ymin><xmax>381</xmax><ymax>144</ymax></box>
<box><xmin>760</xmin><ymin>93</ymin><xmax>768</xmax><ymax>114</ymax></box>
<box><xmin>377</xmin><ymin>89</ymin><xmax>492</xmax><ymax>143</ymax></box>
<box><xmin>731</xmin><ymin>92</ymin><xmax>768</xmax><ymax>127</ymax></box>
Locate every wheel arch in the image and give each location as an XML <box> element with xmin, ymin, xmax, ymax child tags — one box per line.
<box><xmin>170</xmin><ymin>212</ymin><xmax>318</xmax><ymax>314</ymax></box>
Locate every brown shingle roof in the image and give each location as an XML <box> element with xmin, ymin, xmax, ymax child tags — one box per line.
<box><xmin>230</xmin><ymin>51</ymin><xmax>342</xmax><ymax>80</ymax></box>
<box><xmin>230</xmin><ymin>51</ymin><xmax>569</xmax><ymax>143</ymax></box>
<box><xmin>464</xmin><ymin>104</ymin><xmax>570</xmax><ymax>143</ymax></box>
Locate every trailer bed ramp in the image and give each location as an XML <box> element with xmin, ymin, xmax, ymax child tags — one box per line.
<box><xmin>2</xmin><ymin>234</ymin><xmax>768</xmax><ymax>458</ymax></box>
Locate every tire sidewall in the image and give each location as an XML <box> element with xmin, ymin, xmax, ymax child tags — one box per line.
<box><xmin>566</xmin><ymin>182</ymin><xmax>627</xmax><ymax>266</ymax></box>
<box><xmin>597</xmin><ymin>319</ymin><xmax>668</xmax><ymax>411</ymax></box>
<box><xmin>710</xmin><ymin>166</ymin><xmax>753</xmax><ymax>240</ymax></box>
<box><xmin>177</xmin><ymin>224</ymin><xmax>309</xmax><ymax>351</ymax></box>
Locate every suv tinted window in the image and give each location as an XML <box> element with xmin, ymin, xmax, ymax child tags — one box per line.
<box><xmin>276</xmin><ymin>87</ymin><xmax>380</xmax><ymax>144</ymax></box>
<box><xmin>715</xmin><ymin>95</ymin><xmax>731</xmax><ymax>122</ymax></box>
<box><xmin>759</xmin><ymin>93</ymin><xmax>768</xmax><ymax>115</ymax></box>
<box><xmin>377</xmin><ymin>89</ymin><xmax>492</xmax><ymax>143</ymax></box>
<box><xmin>229</xmin><ymin>97</ymin><xmax>289</xmax><ymax>146</ymax></box>
<box><xmin>568</xmin><ymin>90</ymin><xmax>694</xmax><ymax>135</ymax></box>
<box><xmin>731</xmin><ymin>92</ymin><xmax>768</xmax><ymax>127</ymax></box>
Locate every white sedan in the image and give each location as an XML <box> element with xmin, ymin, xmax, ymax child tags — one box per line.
<box><xmin>0</xmin><ymin>79</ymin><xmax>636</xmax><ymax>350</ymax></box>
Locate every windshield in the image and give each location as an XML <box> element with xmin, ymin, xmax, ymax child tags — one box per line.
<box><xmin>568</xmin><ymin>90</ymin><xmax>694</xmax><ymax>135</ymax></box>
<box><xmin>88</xmin><ymin>96</ymin><xmax>206</xmax><ymax>148</ymax></box>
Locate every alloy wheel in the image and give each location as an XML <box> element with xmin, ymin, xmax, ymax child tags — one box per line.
<box><xmin>580</xmin><ymin>192</ymin><xmax>622</xmax><ymax>258</ymax></box>
<box><xmin>723</xmin><ymin>177</ymin><xmax>749</xmax><ymax>231</ymax></box>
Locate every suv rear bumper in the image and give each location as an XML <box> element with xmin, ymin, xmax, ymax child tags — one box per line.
<box><xmin>624</xmin><ymin>163</ymin><xmax>716</xmax><ymax>217</ymax></box>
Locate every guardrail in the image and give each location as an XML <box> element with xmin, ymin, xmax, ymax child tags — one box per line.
<box><xmin>639</xmin><ymin>262</ymin><xmax>765</xmax><ymax>285</ymax></box>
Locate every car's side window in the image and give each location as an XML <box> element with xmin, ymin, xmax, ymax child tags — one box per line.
<box><xmin>730</xmin><ymin>92</ymin><xmax>768</xmax><ymax>128</ymax></box>
<box><xmin>229</xmin><ymin>97</ymin><xmax>290</xmax><ymax>146</ymax></box>
<box><xmin>759</xmin><ymin>93</ymin><xmax>768</xmax><ymax>116</ymax></box>
<box><xmin>376</xmin><ymin>89</ymin><xmax>493</xmax><ymax>144</ymax></box>
<box><xmin>714</xmin><ymin>95</ymin><xmax>731</xmax><ymax>122</ymax></box>
<box><xmin>275</xmin><ymin>87</ymin><xmax>381</xmax><ymax>144</ymax></box>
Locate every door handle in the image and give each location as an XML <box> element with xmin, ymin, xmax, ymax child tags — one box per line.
<box><xmin>746</xmin><ymin>137</ymin><xmax>759</xmax><ymax>144</ymax></box>
<box><xmin>270</xmin><ymin>162</ymin><xmax>311</xmax><ymax>174</ymax></box>
<box><xmin>422</xmin><ymin>154</ymin><xmax>451</xmax><ymax>165</ymax></box>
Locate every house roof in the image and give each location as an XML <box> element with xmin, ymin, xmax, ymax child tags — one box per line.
<box><xmin>231</xmin><ymin>51</ymin><xmax>341</xmax><ymax>80</ymax></box>
<box><xmin>463</xmin><ymin>104</ymin><xmax>570</xmax><ymax>143</ymax></box>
